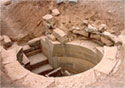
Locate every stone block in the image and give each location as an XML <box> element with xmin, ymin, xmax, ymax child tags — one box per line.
<box><xmin>69</xmin><ymin>0</ymin><xmax>78</xmax><ymax>3</ymax></box>
<box><xmin>73</xmin><ymin>30</ymin><xmax>88</xmax><ymax>37</ymax></box>
<box><xmin>3</xmin><ymin>35</ymin><xmax>13</xmax><ymax>48</ymax></box>
<box><xmin>85</xmin><ymin>24</ymin><xmax>98</xmax><ymax>33</ymax></box>
<box><xmin>52</xmin><ymin>9</ymin><xmax>60</xmax><ymax>16</ymax></box>
<box><xmin>98</xmin><ymin>24</ymin><xmax>106</xmax><ymax>32</ymax></box>
<box><xmin>40</xmin><ymin>36</ymin><xmax>50</xmax><ymax>57</ymax></box>
<box><xmin>22</xmin><ymin>54</ymin><xmax>30</xmax><ymax>65</ymax></box>
<box><xmin>43</xmin><ymin>14</ymin><xmax>53</xmax><ymax>23</ymax></box>
<box><xmin>26</xmin><ymin>49</ymin><xmax>41</xmax><ymax>57</ymax></box>
<box><xmin>57</xmin><ymin>0</ymin><xmax>64</xmax><ymax>4</ymax></box>
<box><xmin>47</xmin><ymin>34</ymin><xmax>56</xmax><ymax>41</ymax></box>
<box><xmin>53</xmin><ymin>28</ymin><xmax>68</xmax><ymax>43</ymax></box>
<box><xmin>103</xmin><ymin>46</ymin><xmax>118</xmax><ymax>60</ymax></box>
<box><xmin>28</xmin><ymin>37</ymin><xmax>40</xmax><ymax>47</ymax></box>
<box><xmin>94</xmin><ymin>57</ymin><xmax>117</xmax><ymax>74</ymax></box>
<box><xmin>4</xmin><ymin>61</ymin><xmax>29</xmax><ymax>81</ymax></box>
<box><xmin>3</xmin><ymin>0</ymin><xmax>12</xmax><ymax>6</ymax></box>
<box><xmin>91</xmin><ymin>33</ymin><xmax>101</xmax><ymax>40</ymax></box>
<box><xmin>23</xmin><ymin>45</ymin><xmax>31</xmax><ymax>52</ymax></box>
<box><xmin>102</xmin><ymin>31</ymin><xmax>121</xmax><ymax>45</ymax></box>
<box><xmin>101</xmin><ymin>36</ymin><xmax>114</xmax><ymax>46</ymax></box>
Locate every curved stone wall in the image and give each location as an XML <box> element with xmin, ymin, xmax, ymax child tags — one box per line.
<box><xmin>50</xmin><ymin>41</ymin><xmax>103</xmax><ymax>74</ymax></box>
<box><xmin>1</xmin><ymin>36</ymin><xmax>124</xmax><ymax>88</ymax></box>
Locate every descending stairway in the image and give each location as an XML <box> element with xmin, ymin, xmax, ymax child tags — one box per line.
<box><xmin>23</xmin><ymin>46</ymin><xmax>62</xmax><ymax>77</ymax></box>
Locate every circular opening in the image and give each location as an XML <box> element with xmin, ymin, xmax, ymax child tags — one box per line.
<box><xmin>23</xmin><ymin>40</ymin><xmax>102</xmax><ymax>77</ymax></box>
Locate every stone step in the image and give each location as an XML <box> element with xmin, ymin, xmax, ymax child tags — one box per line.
<box><xmin>26</xmin><ymin>49</ymin><xmax>42</xmax><ymax>57</ymax></box>
<box><xmin>29</xmin><ymin>53</ymin><xmax>49</xmax><ymax>69</ymax></box>
<box><xmin>45</xmin><ymin>67</ymin><xmax>62</xmax><ymax>77</ymax></box>
<box><xmin>32</xmin><ymin>64</ymin><xmax>53</xmax><ymax>75</ymax></box>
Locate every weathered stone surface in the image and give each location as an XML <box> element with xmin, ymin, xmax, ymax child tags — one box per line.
<box><xmin>3</xmin><ymin>0</ymin><xmax>12</xmax><ymax>6</ymax></box>
<box><xmin>1</xmin><ymin>49</ymin><xmax>17</xmax><ymax>64</ymax></box>
<box><xmin>98</xmin><ymin>24</ymin><xmax>107</xmax><ymax>32</ymax></box>
<box><xmin>22</xmin><ymin>54</ymin><xmax>30</xmax><ymax>65</ymax></box>
<box><xmin>102</xmin><ymin>31</ymin><xmax>121</xmax><ymax>45</ymax></box>
<box><xmin>55</xmin><ymin>69</ymin><xmax>96</xmax><ymax>87</ymax></box>
<box><xmin>47</xmin><ymin>34</ymin><xmax>56</xmax><ymax>41</ymax></box>
<box><xmin>23</xmin><ymin>45</ymin><xmax>31</xmax><ymax>52</ymax></box>
<box><xmin>95</xmin><ymin>47</ymin><xmax>104</xmax><ymax>61</ymax></box>
<box><xmin>73</xmin><ymin>29</ymin><xmax>88</xmax><ymax>37</ymax></box>
<box><xmin>85</xmin><ymin>24</ymin><xmax>98</xmax><ymax>33</ymax></box>
<box><xmin>28</xmin><ymin>37</ymin><xmax>40</xmax><ymax>47</ymax></box>
<box><xmin>4</xmin><ymin>61</ymin><xmax>29</xmax><ymax>81</ymax></box>
<box><xmin>101</xmin><ymin>36</ymin><xmax>114</xmax><ymax>46</ymax></box>
<box><xmin>94</xmin><ymin>57</ymin><xmax>117</xmax><ymax>74</ymax></box>
<box><xmin>53</xmin><ymin>28</ymin><xmax>68</xmax><ymax>43</ymax></box>
<box><xmin>16</xmin><ymin>73</ymin><xmax>54</xmax><ymax>88</ymax></box>
<box><xmin>94</xmin><ymin>46</ymin><xmax>117</xmax><ymax>74</ymax></box>
<box><xmin>43</xmin><ymin>14</ymin><xmax>53</xmax><ymax>23</ymax></box>
<box><xmin>52</xmin><ymin>9</ymin><xmax>60</xmax><ymax>16</ymax></box>
<box><xmin>69</xmin><ymin>0</ymin><xmax>78</xmax><ymax>3</ymax></box>
<box><xmin>56</xmin><ymin>0</ymin><xmax>64</xmax><ymax>4</ymax></box>
<box><xmin>3</xmin><ymin>35</ymin><xmax>13</xmax><ymax>48</ymax></box>
<box><xmin>91</xmin><ymin>33</ymin><xmax>101</xmax><ymax>40</ymax></box>
<box><xmin>103</xmin><ymin>46</ymin><xmax>118</xmax><ymax>60</ymax></box>
<box><xmin>71</xmin><ymin>26</ymin><xmax>80</xmax><ymax>31</ymax></box>
<box><xmin>40</xmin><ymin>36</ymin><xmax>49</xmax><ymax>57</ymax></box>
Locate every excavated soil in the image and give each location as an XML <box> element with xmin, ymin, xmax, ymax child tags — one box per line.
<box><xmin>1</xmin><ymin>0</ymin><xmax>124</xmax><ymax>45</ymax></box>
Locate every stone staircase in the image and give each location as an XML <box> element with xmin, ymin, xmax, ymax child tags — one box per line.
<box><xmin>23</xmin><ymin>44</ymin><xmax>62</xmax><ymax>77</ymax></box>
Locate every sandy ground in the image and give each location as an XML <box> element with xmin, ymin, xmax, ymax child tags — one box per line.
<box><xmin>0</xmin><ymin>0</ymin><xmax>125</xmax><ymax>88</ymax></box>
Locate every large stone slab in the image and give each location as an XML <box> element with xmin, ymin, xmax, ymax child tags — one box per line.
<box><xmin>69</xmin><ymin>0</ymin><xmax>78</xmax><ymax>3</ymax></box>
<box><xmin>1</xmin><ymin>49</ymin><xmax>17</xmax><ymax>64</ymax></box>
<box><xmin>4</xmin><ymin>61</ymin><xmax>29</xmax><ymax>81</ymax></box>
<box><xmin>94</xmin><ymin>57</ymin><xmax>117</xmax><ymax>75</ymax></box>
<box><xmin>16</xmin><ymin>73</ymin><xmax>54</xmax><ymax>88</ymax></box>
<box><xmin>103</xmin><ymin>46</ymin><xmax>118</xmax><ymax>60</ymax></box>
<box><xmin>101</xmin><ymin>36</ymin><xmax>114</xmax><ymax>46</ymax></box>
<box><xmin>43</xmin><ymin>14</ymin><xmax>53</xmax><ymax>23</ymax></box>
<box><xmin>73</xmin><ymin>29</ymin><xmax>88</xmax><ymax>37</ymax></box>
<box><xmin>56</xmin><ymin>0</ymin><xmax>64</xmax><ymax>4</ymax></box>
<box><xmin>28</xmin><ymin>37</ymin><xmax>40</xmax><ymax>47</ymax></box>
<box><xmin>53</xmin><ymin>28</ymin><xmax>68</xmax><ymax>43</ymax></box>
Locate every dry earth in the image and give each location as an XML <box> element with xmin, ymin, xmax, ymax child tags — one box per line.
<box><xmin>0</xmin><ymin>0</ymin><xmax>125</xmax><ymax>88</ymax></box>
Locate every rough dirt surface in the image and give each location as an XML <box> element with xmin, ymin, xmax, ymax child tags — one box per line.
<box><xmin>1</xmin><ymin>0</ymin><xmax>124</xmax><ymax>44</ymax></box>
<box><xmin>0</xmin><ymin>0</ymin><xmax>125</xmax><ymax>88</ymax></box>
